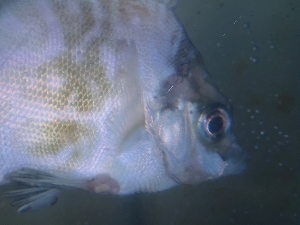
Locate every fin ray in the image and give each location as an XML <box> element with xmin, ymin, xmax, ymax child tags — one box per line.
<box><xmin>2</xmin><ymin>168</ymin><xmax>85</xmax><ymax>212</ymax></box>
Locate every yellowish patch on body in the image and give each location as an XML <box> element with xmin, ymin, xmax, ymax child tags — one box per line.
<box><xmin>20</xmin><ymin>49</ymin><xmax>111</xmax><ymax>113</ymax></box>
<box><xmin>25</xmin><ymin>120</ymin><xmax>96</xmax><ymax>158</ymax></box>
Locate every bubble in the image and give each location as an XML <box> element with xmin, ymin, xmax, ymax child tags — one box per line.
<box><xmin>243</xmin><ymin>22</ymin><xmax>250</xmax><ymax>28</ymax></box>
<box><xmin>267</xmin><ymin>40</ymin><xmax>276</xmax><ymax>49</ymax></box>
<box><xmin>260</xmin><ymin>131</ymin><xmax>266</xmax><ymax>135</ymax></box>
<box><xmin>252</xmin><ymin>46</ymin><xmax>259</xmax><ymax>51</ymax></box>
<box><xmin>249</xmin><ymin>56</ymin><xmax>258</xmax><ymax>62</ymax></box>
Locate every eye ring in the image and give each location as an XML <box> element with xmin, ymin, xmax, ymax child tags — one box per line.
<box><xmin>198</xmin><ymin>104</ymin><xmax>231</xmax><ymax>140</ymax></box>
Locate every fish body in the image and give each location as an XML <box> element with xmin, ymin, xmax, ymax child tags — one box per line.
<box><xmin>0</xmin><ymin>0</ymin><xmax>245</xmax><ymax>211</ymax></box>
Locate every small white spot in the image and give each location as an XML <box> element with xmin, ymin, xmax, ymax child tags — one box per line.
<box><xmin>249</xmin><ymin>56</ymin><xmax>258</xmax><ymax>63</ymax></box>
<box><xmin>278</xmin><ymin>162</ymin><xmax>283</xmax><ymax>166</ymax></box>
<box><xmin>260</xmin><ymin>131</ymin><xmax>266</xmax><ymax>135</ymax></box>
<box><xmin>243</xmin><ymin>22</ymin><xmax>250</xmax><ymax>28</ymax></box>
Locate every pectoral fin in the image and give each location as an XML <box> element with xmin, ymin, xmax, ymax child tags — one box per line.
<box><xmin>2</xmin><ymin>168</ymin><xmax>83</xmax><ymax>212</ymax></box>
<box><xmin>3</xmin><ymin>187</ymin><xmax>59</xmax><ymax>212</ymax></box>
<box><xmin>2</xmin><ymin>168</ymin><xmax>120</xmax><ymax>212</ymax></box>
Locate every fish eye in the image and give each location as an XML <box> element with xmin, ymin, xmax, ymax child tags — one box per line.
<box><xmin>198</xmin><ymin>104</ymin><xmax>231</xmax><ymax>140</ymax></box>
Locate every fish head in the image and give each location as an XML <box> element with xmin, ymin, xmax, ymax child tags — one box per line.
<box><xmin>149</xmin><ymin>57</ymin><xmax>246</xmax><ymax>184</ymax></box>
<box><xmin>114</xmin><ymin>0</ymin><xmax>246</xmax><ymax>185</ymax></box>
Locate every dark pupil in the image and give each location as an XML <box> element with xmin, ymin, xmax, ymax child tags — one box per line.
<box><xmin>208</xmin><ymin>116</ymin><xmax>223</xmax><ymax>134</ymax></box>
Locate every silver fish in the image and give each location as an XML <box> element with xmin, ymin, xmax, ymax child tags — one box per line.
<box><xmin>0</xmin><ymin>0</ymin><xmax>245</xmax><ymax>212</ymax></box>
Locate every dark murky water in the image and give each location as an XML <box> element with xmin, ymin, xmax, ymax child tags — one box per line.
<box><xmin>0</xmin><ymin>0</ymin><xmax>299</xmax><ymax>224</ymax></box>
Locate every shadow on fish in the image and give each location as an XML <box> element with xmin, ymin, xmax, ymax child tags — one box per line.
<box><xmin>0</xmin><ymin>0</ymin><xmax>246</xmax><ymax>212</ymax></box>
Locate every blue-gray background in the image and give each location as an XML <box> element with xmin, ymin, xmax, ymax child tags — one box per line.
<box><xmin>0</xmin><ymin>0</ymin><xmax>299</xmax><ymax>224</ymax></box>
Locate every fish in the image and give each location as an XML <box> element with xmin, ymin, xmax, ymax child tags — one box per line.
<box><xmin>0</xmin><ymin>0</ymin><xmax>246</xmax><ymax>212</ymax></box>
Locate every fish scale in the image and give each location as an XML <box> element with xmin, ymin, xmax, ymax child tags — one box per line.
<box><xmin>0</xmin><ymin>0</ymin><xmax>246</xmax><ymax>212</ymax></box>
